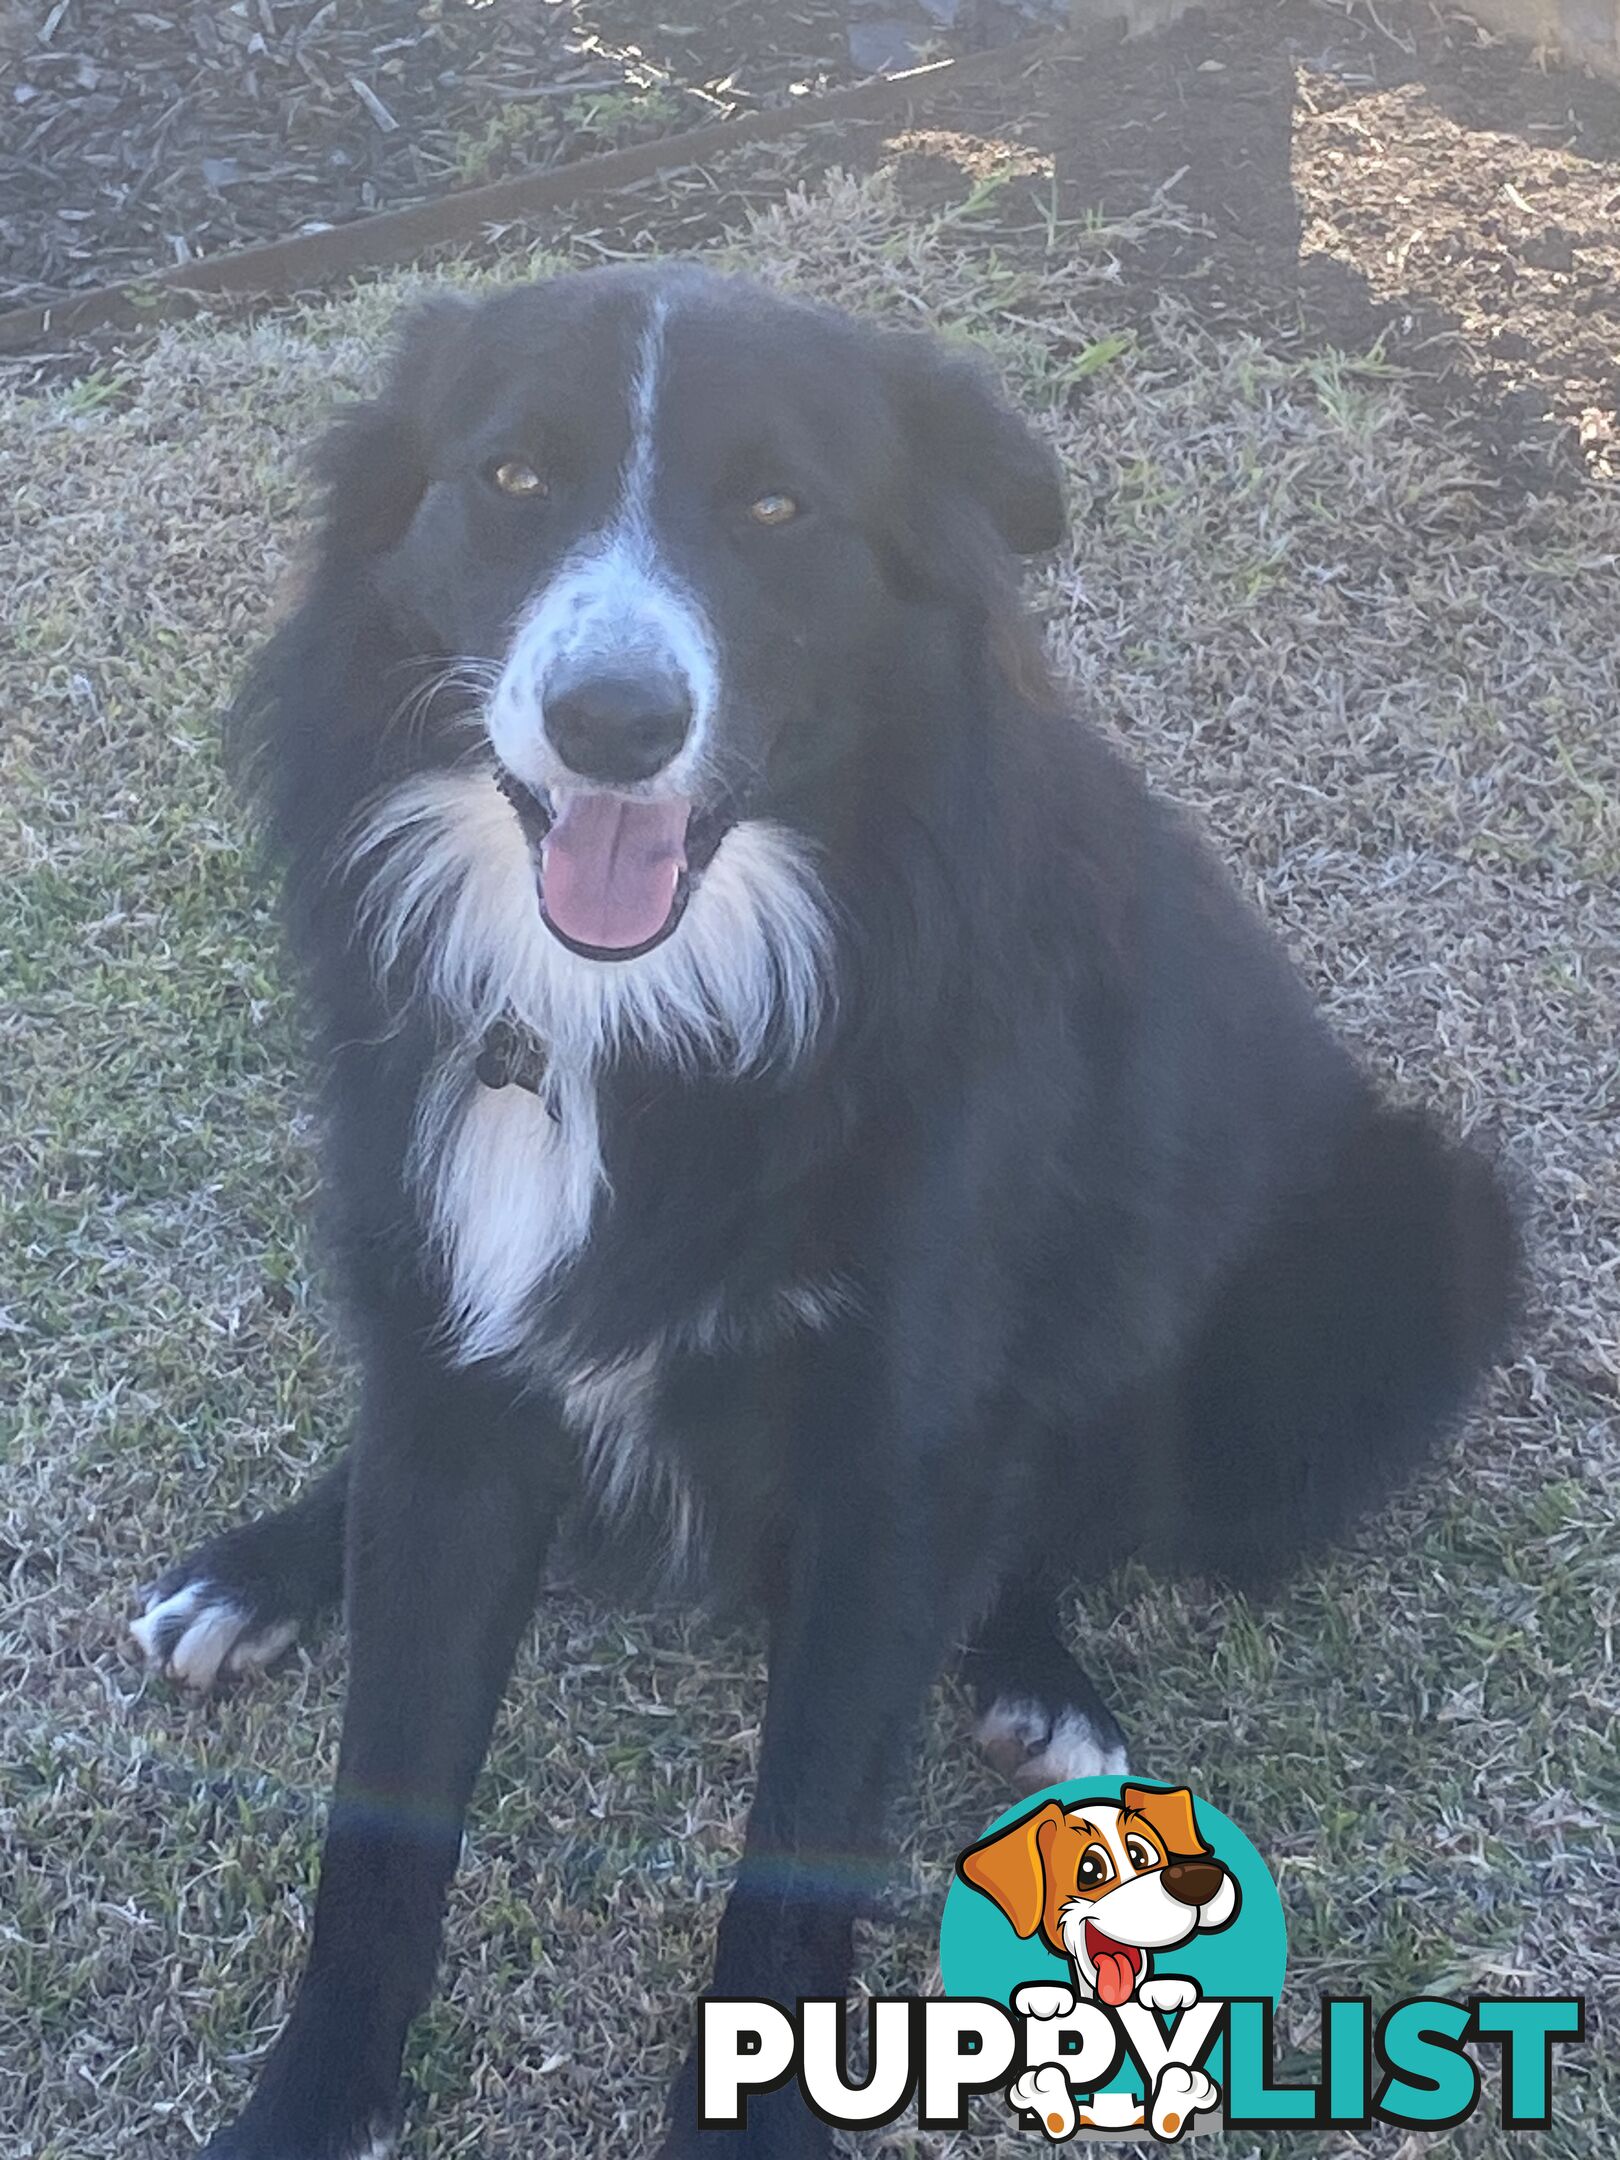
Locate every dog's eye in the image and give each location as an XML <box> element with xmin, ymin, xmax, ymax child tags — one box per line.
<box><xmin>747</xmin><ymin>491</ymin><xmax>800</xmax><ymax>528</ymax></box>
<box><xmin>1125</xmin><ymin>1837</ymin><xmax>1158</xmax><ymax>1871</ymax></box>
<box><xmin>489</xmin><ymin>459</ymin><xmax>549</xmax><ymax>500</ymax></box>
<box><xmin>1075</xmin><ymin>1843</ymin><xmax>1112</xmax><ymax>1889</ymax></box>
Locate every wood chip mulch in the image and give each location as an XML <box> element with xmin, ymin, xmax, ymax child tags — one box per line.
<box><xmin>0</xmin><ymin>0</ymin><xmax>856</xmax><ymax>308</ymax></box>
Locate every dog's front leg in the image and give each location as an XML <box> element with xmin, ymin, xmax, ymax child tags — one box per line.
<box><xmin>661</xmin><ymin>1331</ymin><xmax>997</xmax><ymax>2158</ymax></box>
<box><xmin>198</xmin><ymin>1354</ymin><xmax>553</xmax><ymax>2160</ymax></box>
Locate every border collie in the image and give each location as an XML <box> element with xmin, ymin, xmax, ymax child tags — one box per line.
<box><xmin>133</xmin><ymin>266</ymin><xmax>1520</xmax><ymax>2159</ymax></box>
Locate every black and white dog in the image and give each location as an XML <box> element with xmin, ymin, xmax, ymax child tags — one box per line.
<box><xmin>133</xmin><ymin>266</ymin><xmax>1519</xmax><ymax>2158</ymax></box>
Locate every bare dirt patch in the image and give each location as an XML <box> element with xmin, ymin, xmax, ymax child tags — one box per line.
<box><xmin>10</xmin><ymin>3</ymin><xmax>1620</xmax><ymax>500</ymax></box>
<box><xmin>0</xmin><ymin>0</ymin><xmax>855</xmax><ymax>307</ymax></box>
<box><xmin>888</xmin><ymin>0</ymin><xmax>1620</xmax><ymax>484</ymax></box>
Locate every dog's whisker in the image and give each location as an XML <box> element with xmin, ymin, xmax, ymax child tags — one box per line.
<box><xmin>380</xmin><ymin>655</ymin><xmax>500</xmax><ymax>747</ymax></box>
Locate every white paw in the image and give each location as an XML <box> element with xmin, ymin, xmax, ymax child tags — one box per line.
<box><xmin>199</xmin><ymin>2121</ymin><xmax>395</xmax><ymax>2159</ymax></box>
<box><xmin>1013</xmin><ymin>1982</ymin><xmax>1077</xmax><ymax>2021</ymax></box>
<box><xmin>1009</xmin><ymin>2064</ymin><xmax>1076</xmax><ymax>2140</ymax></box>
<box><xmin>130</xmin><ymin>1579</ymin><xmax>298</xmax><ymax>1692</ymax></box>
<box><xmin>975</xmin><ymin>1696</ymin><xmax>1128</xmax><ymax>1791</ymax></box>
<box><xmin>1137</xmin><ymin>1975</ymin><xmax>1200</xmax><ymax>2015</ymax></box>
<box><xmin>1151</xmin><ymin>2063</ymin><xmax>1218</xmax><ymax>2140</ymax></box>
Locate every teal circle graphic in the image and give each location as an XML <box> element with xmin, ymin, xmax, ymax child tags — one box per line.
<box><xmin>939</xmin><ymin>1778</ymin><xmax>1287</xmax><ymax>2104</ymax></box>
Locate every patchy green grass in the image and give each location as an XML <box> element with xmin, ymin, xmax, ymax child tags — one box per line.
<box><xmin>450</xmin><ymin>83</ymin><xmax>688</xmax><ymax>187</ymax></box>
<box><xmin>1</xmin><ymin>165</ymin><xmax>1616</xmax><ymax>2159</ymax></box>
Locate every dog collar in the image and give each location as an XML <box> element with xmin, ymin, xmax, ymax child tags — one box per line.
<box><xmin>475</xmin><ymin>1017</ymin><xmax>553</xmax><ymax>1107</ymax></box>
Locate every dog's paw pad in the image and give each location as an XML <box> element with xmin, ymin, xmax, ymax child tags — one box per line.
<box><xmin>130</xmin><ymin>1578</ymin><xmax>298</xmax><ymax>1692</ymax></box>
<box><xmin>1137</xmin><ymin>1976</ymin><xmax>1200</xmax><ymax>2015</ymax></box>
<box><xmin>1151</xmin><ymin>2064</ymin><xmax>1218</xmax><ymax>2140</ymax></box>
<box><xmin>1013</xmin><ymin>1982</ymin><xmax>1078</xmax><ymax>2021</ymax></box>
<box><xmin>1009</xmin><ymin>2065</ymin><xmax>1077</xmax><ymax>2140</ymax></box>
<box><xmin>975</xmin><ymin>1696</ymin><xmax>1128</xmax><ymax>1791</ymax></box>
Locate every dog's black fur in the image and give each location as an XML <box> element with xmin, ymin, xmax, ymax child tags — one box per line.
<box><xmin>144</xmin><ymin>268</ymin><xmax>1520</xmax><ymax>2158</ymax></box>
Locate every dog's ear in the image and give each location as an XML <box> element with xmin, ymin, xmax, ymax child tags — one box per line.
<box><xmin>317</xmin><ymin>293</ymin><xmax>477</xmax><ymax>555</ymax></box>
<box><xmin>957</xmin><ymin>1800</ymin><xmax>1068</xmax><ymax>1938</ymax></box>
<box><xmin>885</xmin><ymin>332</ymin><xmax>1066</xmax><ymax>559</ymax></box>
<box><xmin>1122</xmin><ymin>1784</ymin><xmax>1212</xmax><ymax>1862</ymax></box>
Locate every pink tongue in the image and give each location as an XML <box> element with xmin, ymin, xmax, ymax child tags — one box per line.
<box><xmin>1094</xmin><ymin>1950</ymin><xmax>1137</xmax><ymax>2007</ymax></box>
<box><xmin>540</xmin><ymin>792</ymin><xmax>689</xmax><ymax>952</ymax></box>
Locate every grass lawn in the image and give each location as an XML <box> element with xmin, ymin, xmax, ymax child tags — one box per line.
<box><xmin>2</xmin><ymin>160</ymin><xmax>1616</xmax><ymax>2158</ymax></box>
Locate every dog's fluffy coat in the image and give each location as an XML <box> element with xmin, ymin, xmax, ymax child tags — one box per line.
<box><xmin>140</xmin><ymin>266</ymin><xmax>1520</xmax><ymax>2159</ymax></box>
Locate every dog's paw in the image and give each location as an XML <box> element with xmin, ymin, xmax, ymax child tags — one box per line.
<box><xmin>656</xmin><ymin>2112</ymin><xmax>830</xmax><ymax>2159</ymax></box>
<box><xmin>1150</xmin><ymin>2064</ymin><xmax>1218</xmax><ymax>2140</ymax></box>
<box><xmin>1013</xmin><ymin>1981</ymin><xmax>1078</xmax><ymax>2021</ymax></box>
<box><xmin>131</xmin><ymin>1575</ymin><xmax>298</xmax><ymax>1692</ymax></box>
<box><xmin>975</xmin><ymin>1696</ymin><xmax>1128</xmax><ymax>1792</ymax></box>
<box><xmin>194</xmin><ymin>2065</ymin><xmax>396</xmax><ymax>2160</ymax></box>
<box><xmin>1009</xmin><ymin>2064</ymin><xmax>1077</xmax><ymax>2140</ymax></box>
<box><xmin>1136</xmin><ymin>1975</ymin><xmax>1200</xmax><ymax>2016</ymax></box>
<box><xmin>198</xmin><ymin>2118</ymin><xmax>395</xmax><ymax>2160</ymax></box>
<box><xmin>130</xmin><ymin>1498</ymin><xmax>339</xmax><ymax>1693</ymax></box>
<box><xmin>193</xmin><ymin>1982</ymin><xmax>399</xmax><ymax>2157</ymax></box>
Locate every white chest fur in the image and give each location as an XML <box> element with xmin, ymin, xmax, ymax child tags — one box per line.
<box><xmin>348</xmin><ymin>769</ymin><xmax>834</xmax><ymax>1364</ymax></box>
<box><xmin>419</xmin><ymin>1054</ymin><xmax>850</xmax><ymax>1570</ymax></box>
<box><xmin>421</xmin><ymin>1062</ymin><xmax>602</xmax><ymax>1366</ymax></box>
<box><xmin>554</xmin><ymin>1345</ymin><xmax>687</xmax><ymax>1543</ymax></box>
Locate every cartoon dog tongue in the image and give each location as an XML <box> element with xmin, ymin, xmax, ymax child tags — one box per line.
<box><xmin>540</xmin><ymin>791</ymin><xmax>689</xmax><ymax>952</ymax></box>
<box><xmin>1086</xmin><ymin>1926</ymin><xmax>1140</xmax><ymax>2007</ymax></box>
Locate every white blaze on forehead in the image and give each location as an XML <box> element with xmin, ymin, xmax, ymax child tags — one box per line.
<box><xmin>1071</xmin><ymin>1802</ymin><xmax>1128</xmax><ymax>1854</ymax></box>
<box><xmin>624</xmin><ymin>290</ymin><xmax>667</xmax><ymax>529</ymax></box>
<box><xmin>488</xmin><ymin>291</ymin><xmax>718</xmax><ymax>795</ymax></box>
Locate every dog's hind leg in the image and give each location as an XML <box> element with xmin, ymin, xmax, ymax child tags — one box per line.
<box><xmin>1140</xmin><ymin>1103</ymin><xmax>1521</xmax><ymax>1590</ymax></box>
<box><xmin>131</xmin><ymin>1454</ymin><xmax>348</xmax><ymax>1691</ymax></box>
<box><xmin>963</xmin><ymin>1575</ymin><xmax>1128</xmax><ymax>1791</ymax></box>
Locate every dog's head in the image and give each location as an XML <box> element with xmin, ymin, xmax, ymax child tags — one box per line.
<box><xmin>320</xmin><ymin>266</ymin><xmax>1064</xmax><ymax>964</ymax></box>
<box><xmin>958</xmin><ymin>1784</ymin><xmax>1239</xmax><ymax>2006</ymax></box>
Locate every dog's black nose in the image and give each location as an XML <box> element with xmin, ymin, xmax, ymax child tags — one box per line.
<box><xmin>544</xmin><ymin>668</ymin><xmax>693</xmax><ymax>786</ymax></box>
<box><xmin>1161</xmin><ymin>1860</ymin><xmax>1224</xmax><ymax>1907</ymax></box>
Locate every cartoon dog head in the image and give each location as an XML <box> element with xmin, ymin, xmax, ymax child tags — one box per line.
<box><xmin>958</xmin><ymin>1784</ymin><xmax>1239</xmax><ymax>2006</ymax></box>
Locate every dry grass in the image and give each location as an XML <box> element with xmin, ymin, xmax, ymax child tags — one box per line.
<box><xmin>1</xmin><ymin>159</ymin><xmax>1616</xmax><ymax>2160</ymax></box>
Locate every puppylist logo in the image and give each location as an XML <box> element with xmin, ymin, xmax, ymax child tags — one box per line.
<box><xmin>701</xmin><ymin>1778</ymin><xmax>1583</xmax><ymax>2141</ymax></box>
